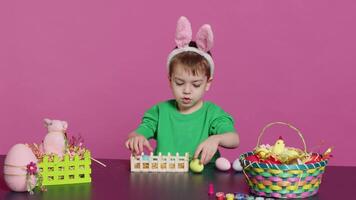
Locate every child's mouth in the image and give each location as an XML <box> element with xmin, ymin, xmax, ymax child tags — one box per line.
<box><xmin>182</xmin><ymin>97</ymin><xmax>192</xmax><ymax>104</ymax></box>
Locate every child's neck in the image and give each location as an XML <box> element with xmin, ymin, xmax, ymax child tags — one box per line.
<box><xmin>177</xmin><ymin>100</ymin><xmax>203</xmax><ymax>114</ymax></box>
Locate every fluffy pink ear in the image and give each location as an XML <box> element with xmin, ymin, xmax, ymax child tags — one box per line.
<box><xmin>44</xmin><ymin>118</ymin><xmax>51</xmax><ymax>127</ymax></box>
<box><xmin>175</xmin><ymin>16</ymin><xmax>192</xmax><ymax>48</ymax></box>
<box><xmin>196</xmin><ymin>24</ymin><xmax>214</xmax><ymax>52</ymax></box>
<box><xmin>62</xmin><ymin>121</ymin><xmax>68</xmax><ymax>130</ymax></box>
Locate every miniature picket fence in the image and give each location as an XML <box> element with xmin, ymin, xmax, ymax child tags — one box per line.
<box><xmin>130</xmin><ymin>152</ymin><xmax>189</xmax><ymax>172</ymax></box>
<box><xmin>37</xmin><ymin>151</ymin><xmax>92</xmax><ymax>186</ymax></box>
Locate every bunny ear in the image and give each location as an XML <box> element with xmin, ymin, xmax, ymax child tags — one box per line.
<box><xmin>44</xmin><ymin>118</ymin><xmax>51</xmax><ymax>127</ymax></box>
<box><xmin>175</xmin><ymin>16</ymin><xmax>192</xmax><ymax>48</ymax></box>
<box><xmin>62</xmin><ymin>121</ymin><xmax>68</xmax><ymax>130</ymax></box>
<box><xmin>196</xmin><ymin>24</ymin><xmax>214</xmax><ymax>52</ymax></box>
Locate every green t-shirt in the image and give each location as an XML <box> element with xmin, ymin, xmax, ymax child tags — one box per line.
<box><xmin>135</xmin><ymin>99</ymin><xmax>236</xmax><ymax>162</ymax></box>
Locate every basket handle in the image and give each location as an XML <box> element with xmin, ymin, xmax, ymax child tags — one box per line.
<box><xmin>256</xmin><ymin>121</ymin><xmax>307</xmax><ymax>153</ymax></box>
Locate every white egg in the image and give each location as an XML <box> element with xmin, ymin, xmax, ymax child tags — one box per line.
<box><xmin>215</xmin><ymin>157</ymin><xmax>231</xmax><ymax>171</ymax></box>
<box><xmin>232</xmin><ymin>158</ymin><xmax>243</xmax><ymax>172</ymax></box>
<box><xmin>4</xmin><ymin>144</ymin><xmax>38</xmax><ymax>192</ymax></box>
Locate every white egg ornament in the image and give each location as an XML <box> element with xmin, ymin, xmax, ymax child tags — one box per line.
<box><xmin>232</xmin><ymin>158</ymin><xmax>243</xmax><ymax>172</ymax></box>
<box><xmin>3</xmin><ymin>144</ymin><xmax>38</xmax><ymax>192</ymax></box>
<box><xmin>215</xmin><ymin>157</ymin><xmax>231</xmax><ymax>171</ymax></box>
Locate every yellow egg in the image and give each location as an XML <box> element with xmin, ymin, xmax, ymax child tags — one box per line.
<box><xmin>189</xmin><ymin>159</ymin><xmax>204</xmax><ymax>173</ymax></box>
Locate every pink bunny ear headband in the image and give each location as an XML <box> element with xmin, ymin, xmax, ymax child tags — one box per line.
<box><xmin>167</xmin><ymin>16</ymin><xmax>215</xmax><ymax>76</ymax></box>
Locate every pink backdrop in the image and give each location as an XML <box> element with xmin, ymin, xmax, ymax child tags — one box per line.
<box><xmin>1</xmin><ymin>1</ymin><xmax>355</xmax><ymax>166</ymax></box>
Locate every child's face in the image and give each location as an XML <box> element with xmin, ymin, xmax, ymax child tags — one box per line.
<box><xmin>169</xmin><ymin>63</ymin><xmax>212</xmax><ymax>111</ymax></box>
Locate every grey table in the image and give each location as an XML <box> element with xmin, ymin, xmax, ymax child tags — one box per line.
<box><xmin>0</xmin><ymin>155</ymin><xmax>354</xmax><ymax>200</ymax></box>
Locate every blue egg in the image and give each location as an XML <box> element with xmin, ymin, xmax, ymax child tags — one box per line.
<box><xmin>235</xmin><ymin>193</ymin><xmax>248</xmax><ymax>200</ymax></box>
<box><xmin>142</xmin><ymin>155</ymin><xmax>150</xmax><ymax>161</ymax></box>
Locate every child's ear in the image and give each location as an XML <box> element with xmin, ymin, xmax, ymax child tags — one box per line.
<box><xmin>205</xmin><ymin>78</ymin><xmax>213</xmax><ymax>91</ymax></box>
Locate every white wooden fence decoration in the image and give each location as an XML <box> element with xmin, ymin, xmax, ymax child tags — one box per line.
<box><xmin>130</xmin><ymin>152</ymin><xmax>189</xmax><ymax>172</ymax></box>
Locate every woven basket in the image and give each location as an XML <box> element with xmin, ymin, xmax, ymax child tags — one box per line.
<box><xmin>240</xmin><ymin>122</ymin><xmax>328</xmax><ymax>199</ymax></box>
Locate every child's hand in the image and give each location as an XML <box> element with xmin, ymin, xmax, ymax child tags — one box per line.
<box><xmin>194</xmin><ymin>135</ymin><xmax>220</xmax><ymax>165</ymax></box>
<box><xmin>125</xmin><ymin>132</ymin><xmax>153</xmax><ymax>155</ymax></box>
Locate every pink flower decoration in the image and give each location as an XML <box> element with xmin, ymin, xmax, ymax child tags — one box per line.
<box><xmin>26</xmin><ymin>162</ymin><xmax>38</xmax><ymax>175</ymax></box>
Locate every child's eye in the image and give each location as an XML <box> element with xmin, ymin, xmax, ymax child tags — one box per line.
<box><xmin>193</xmin><ymin>84</ymin><xmax>201</xmax><ymax>88</ymax></box>
<box><xmin>175</xmin><ymin>82</ymin><xmax>184</xmax><ymax>86</ymax></box>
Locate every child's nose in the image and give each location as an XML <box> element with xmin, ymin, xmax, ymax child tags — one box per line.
<box><xmin>183</xmin><ymin>85</ymin><xmax>192</xmax><ymax>94</ymax></box>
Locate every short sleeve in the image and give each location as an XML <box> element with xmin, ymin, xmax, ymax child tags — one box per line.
<box><xmin>209</xmin><ymin>108</ymin><xmax>236</xmax><ymax>135</ymax></box>
<box><xmin>135</xmin><ymin>105</ymin><xmax>159</xmax><ymax>139</ymax></box>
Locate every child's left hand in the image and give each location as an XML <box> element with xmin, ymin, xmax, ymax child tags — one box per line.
<box><xmin>194</xmin><ymin>135</ymin><xmax>220</xmax><ymax>165</ymax></box>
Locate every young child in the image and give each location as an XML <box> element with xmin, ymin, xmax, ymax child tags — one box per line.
<box><xmin>125</xmin><ymin>16</ymin><xmax>239</xmax><ymax>164</ymax></box>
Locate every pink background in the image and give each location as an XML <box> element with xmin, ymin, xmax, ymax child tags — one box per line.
<box><xmin>1</xmin><ymin>1</ymin><xmax>355</xmax><ymax>166</ymax></box>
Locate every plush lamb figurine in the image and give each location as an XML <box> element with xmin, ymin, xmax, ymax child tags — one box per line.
<box><xmin>43</xmin><ymin>118</ymin><xmax>67</xmax><ymax>157</ymax></box>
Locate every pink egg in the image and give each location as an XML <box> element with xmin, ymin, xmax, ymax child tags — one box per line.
<box><xmin>3</xmin><ymin>144</ymin><xmax>38</xmax><ymax>192</ymax></box>
<box><xmin>215</xmin><ymin>157</ymin><xmax>231</xmax><ymax>171</ymax></box>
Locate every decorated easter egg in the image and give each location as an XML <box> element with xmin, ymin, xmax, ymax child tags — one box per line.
<box><xmin>189</xmin><ymin>159</ymin><xmax>204</xmax><ymax>173</ymax></box>
<box><xmin>215</xmin><ymin>157</ymin><xmax>231</xmax><ymax>171</ymax></box>
<box><xmin>4</xmin><ymin>144</ymin><xmax>38</xmax><ymax>192</ymax></box>
<box><xmin>232</xmin><ymin>159</ymin><xmax>243</xmax><ymax>172</ymax></box>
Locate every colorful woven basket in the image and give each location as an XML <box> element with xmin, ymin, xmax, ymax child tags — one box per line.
<box><xmin>240</xmin><ymin>122</ymin><xmax>329</xmax><ymax>199</ymax></box>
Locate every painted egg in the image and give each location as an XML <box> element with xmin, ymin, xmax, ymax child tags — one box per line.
<box><xmin>215</xmin><ymin>157</ymin><xmax>231</xmax><ymax>171</ymax></box>
<box><xmin>190</xmin><ymin>159</ymin><xmax>204</xmax><ymax>173</ymax></box>
<box><xmin>232</xmin><ymin>159</ymin><xmax>243</xmax><ymax>172</ymax></box>
<box><xmin>4</xmin><ymin>144</ymin><xmax>38</xmax><ymax>192</ymax></box>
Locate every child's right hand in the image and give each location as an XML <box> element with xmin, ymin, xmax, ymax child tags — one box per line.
<box><xmin>125</xmin><ymin>132</ymin><xmax>153</xmax><ymax>155</ymax></box>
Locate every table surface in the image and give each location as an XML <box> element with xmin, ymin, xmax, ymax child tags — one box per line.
<box><xmin>1</xmin><ymin>155</ymin><xmax>355</xmax><ymax>200</ymax></box>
